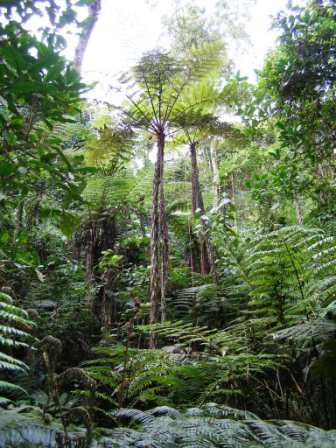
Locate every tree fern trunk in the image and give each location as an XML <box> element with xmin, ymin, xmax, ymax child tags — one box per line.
<box><xmin>190</xmin><ymin>142</ymin><xmax>211</xmax><ymax>275</ymax></box>
<box><xmin>210</xmin><ymin>138</ymin><xmax>221</xmax><ymax>207</ymax></box>
<box><xmin>160</xmin><ymin>180</ymin><xmax>169</xmax><ymax>322</ymax></box>
<box><xmin>85</xmin><ymin>223</ymin><xmax>96</xmax><ymax>305</ymax></box>
<box><xmin>190</xmin><ymin>142</ymin><xmax>205</xmax><ymax>212</ymax></box>
<box><xmin>150</xmin><ymin>131</ymin><xmax>166</xmax><ymax>347</ymax></box>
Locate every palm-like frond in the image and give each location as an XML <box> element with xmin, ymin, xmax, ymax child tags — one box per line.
<box><xmin>83</xmin><ymin>173</ymin><xmax>137</xmax><ymax>209</ymax></box>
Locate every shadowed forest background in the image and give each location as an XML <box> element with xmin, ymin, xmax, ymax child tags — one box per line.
<box><xmin>2</xmin><ymin>0</ymin><xmax>336</xmax><ymax>446</ymax></box>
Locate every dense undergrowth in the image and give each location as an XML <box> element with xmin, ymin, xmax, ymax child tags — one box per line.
<box><xmin>1</xmin><ymin>0</ymin><xmax>336</xmax><ymax>447</ymax></box>
<box><xmin>2</xmin><ymin>404</ymin><xmax>336</xmax><ymax>447</ymax></box>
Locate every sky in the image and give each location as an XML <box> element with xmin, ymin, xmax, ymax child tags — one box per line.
<box><xmin>79</xmin><ymin>0</ymin><xmax>291</xmax><ymax>96</ymax></box>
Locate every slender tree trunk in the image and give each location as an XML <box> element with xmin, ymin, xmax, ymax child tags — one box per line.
<box><xmin>100</xmin><ymin>266</ymin><xmax>115</xmax><ymax>332</ymax></box>
<box><xmin>138</xmin><ymin>196</ymin><xmax>147</xmax><ymax>237</ymax></box>
<box><xmin>15</xmin><ymin>201</ymin><xmax>23</xmax><ymax>232</ymax></box>
<box><xmin>160</xmin><ymin>181</ymin><xmax>169</xmax><ymax>322</ymax></box>
<box><xmin>190</xmin><ymin>142</ymin><xmax>211</xmax><ymax>275</ymax></box>
<box><xmin>149</xmin><ymin>131</ymin><xmax>166</xmax><ymax>347</ymax></box>
<box><xmin>74</xmin><ymin>0</ymin><xmax>101</xmax><ymax>73</ymax></box>
<box><xmin>85</xmin><ymin>226</ymin><xmax>95</xmax><ymax>284</ymax></box>
<box><xmin>190</xmin><ymin>142</ymin><xmax>205</xmax><ymax>213</ymax></box>
<box><xmin>231</xmin><ymin>173</ymin><xmax>239</xmax><ymax>230</ymax></box>
<box><xmin>85</xmin><ymin>223</ymin><xmax>96</xmax><ymax>305</ymax></box>
<box><xmin>210</xmin><ymin>138</ymin><xmax>221</xmax><ymax>207</ymax></box>
<box><xmin>294</xmin><ymin>197</ymin><xmax>303</xmax><ymax>225</ymax></box>
<box><xmin>187</xmin><ymin>219</ymin><xmax>201</xmax><ymax>273</ymax></box>
<box><xmin>316</xmin><ymin>163</ymin><xmax>329</xmax><ymax>205</ymax></box>
<box><xmin>203</xmin><ymin>146</ymin><xmax>213</xmax><ymax>175</ymax></box>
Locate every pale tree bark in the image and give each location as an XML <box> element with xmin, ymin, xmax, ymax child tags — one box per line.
<box><xmin>209</xmin><ymin>139</ymin><xmax>225</xmax><ymax>280</ymax></box>
<box><xmin>85</xmin><ymin>223</ymin><xmax>97</xmax><ymax>305</ymax></box>
<box><xmin>74</xmin><ymin>0</ymin><xmax>102</xmax><ymax>74</ymax></box>
<box><xmin>316</xmin><ymin>163</ymin><xmax>329</xmax><ymax>205</ymax></box>
<box><xmin>210</xmin><ymin>138</ymin><xmax>221</xmax><ymax>207</ymax></box>
<box><xmin>294</xmin><ymin>197</ymin><xmax>303</xmax><ymax>225</ymax></box>
<box><xmin>231</xmin><ymin>173</ymin><xmax>239</xmax><ymax>230</ymax></box>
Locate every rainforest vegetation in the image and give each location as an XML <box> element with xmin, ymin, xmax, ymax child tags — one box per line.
<box><xmin>2</xmin><ymin>0</ymin><xmax>336</xmax><ymax>446</ymax></box>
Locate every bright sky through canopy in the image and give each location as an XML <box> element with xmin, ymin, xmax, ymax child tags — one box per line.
<box><xmin>79</xmin><ymin>0</ymin><xmax>290</xmax><ymax>99</ymax></box>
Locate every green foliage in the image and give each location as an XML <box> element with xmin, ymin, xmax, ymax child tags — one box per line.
<box><xmin>85</xmin><ymin>115</ymin><xmax>134</xmax><ymax>173</ymax></box>
<box><xmin>255</xmin><ymin>0</ymin><xmax>336</xmax><ymax>222</ymax></box>
<box><xmin>2</xmin><ymin>403</ymin><xmax>336</xmax><ymax>447</ymax></box>
<box><xmin>243</xmin><ymin>226</ymin><xmax>336</xmax><ymax>326</ymax></box>
<box><xmin>0</xmin><ymin>292</ymin><xmax>34</xmax><ymax>404</ymax></box>
<box><xmin>82</xmin><ymin>344</ymin><xmax>185</xmax><ymax>408</ymax></box>
<box><xmin>0</xmin><ymin>19</ymin><xmax>84</xmax><ymax>169</ymax></box>
<box><xmin>83</xmin><ymin>174</ymin><xmax>137</xmax><ymax>209</ymax></box>
<box><xmin>0</xmin><ymin>406</ymin><xmax>89</xmax><ymax>447</ymax></box>
<box><xmin>2</xmin><ymin>0</ymin><xmax>336</xmax><ymax>440</ymax></box>
<box><xmin>105</xmin><ymin>403</ymin><xmax>336</xmax><ymax>447</ymax></box>
<box><xmin>260</xmin><ymin>0</ymin><xmax>336</xmax><ymax>161</ymax></box>
<box><xmin>81</xmin><ymin>318</ymin><xmax>280</xmax><ymax>410</ymax></box>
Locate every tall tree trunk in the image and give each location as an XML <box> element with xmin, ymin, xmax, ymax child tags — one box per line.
<box><xmin>210</xmin><ymin>138</ymin><xmax>221</xmax><ymax>207</ymax></box>
<box><xmin>15</xmin><ymin>201</ymin><xmax>23</xmax><ymax>232</ymax></box>
<box><xmin>85</xmin><ymin>225</ymin><xmax>95</xmax><ymax>284</ymax></box>
<box><xmin>100</xmin><ymin>266</ymin><xmax>115</xmax><ymax>332</ymax></box>
<box><xmin>149</xmin><ymin>131</ymin><xmax>166</xmax><ymax>347</ymax></box>
<box><xmin>316</xmin><ymin>163</ymin><xmax>329</xmax><ymax>206</ymax></box>
<box><xmin>74</xmin><ymin>0</ymin><xmax>101</xmax><ymax>73</ymax></box>
<box><xmin>160</xmin><ymin>181</ymin><xmax>169</xmax><ymax>322</ymax></box>
<box><xmin>190</xmin><ymin>142</ymin><xmax>205</xmax><ymax>213</ymax></box>
<box><xmin>204</xmin><ymin>145</ymin><xmax>213</xmax><ymax>175</ymax></box>
<box><xmin>231</xmin><ymin>173</ymin><xmax>239</xmax><ymax>230</ymax></box>
<box><xmin>94</xmin><ymin>214</ymin><xmax>118</xmax><ymax>325</ymax></box>
<box><xmin>190</xmin><ymin>142</ymin><xmax>211</xmax><ymax>275</ymax></box>
<box><xmin>85</xmin><ymin>223</ymin><xmax>96</xmax><ymax>305</ymax></box>
<box><xmin>187</xmin><ymin>219</ymin><xmax>201</xmax><ymax>273</ymax></box>
<box><xmin>294</xmin><ymin>197</ymin><xmax>303</xmax><ymax>225</ymax></box>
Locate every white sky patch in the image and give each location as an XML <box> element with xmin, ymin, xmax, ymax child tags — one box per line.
<box><xmin>78</xmin><ymin>0</ymin><xmax>292</xmax><ymax>98</ymax></box>
<box><xmin>70</xmin><ymin>0</ymin><xmax>301</xmax><ymax>159</ymax></box>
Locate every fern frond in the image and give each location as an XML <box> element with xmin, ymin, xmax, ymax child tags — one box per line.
<box><xmin>104</xmin><ymin>403</ymin><xmax>336</xmax><ymax>447</ymax></box>
<box><xmin>0</xmin><ymin>294</ymin><xmax>34</xmax><ymax>401</ymax></box>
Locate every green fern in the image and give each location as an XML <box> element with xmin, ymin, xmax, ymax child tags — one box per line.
<box><xmin>83</xmin><ymin>320</ymin><xmax>280</xmax><ymax>409</ymax></box>
<box><xmin>240</xmin><ymin>226</ymin><xmax>336</xmax><ymax>341</ymax></box>
<box><xmin>83</xmin><ymin>173</ymin><xmax>137</xmax><ymax>209</ymax></box>
<box><xmin>0</xmin><ymin>406</ymin><xmax>90</xmax><ymax>447</ymax></box>
<box><xmin>103</xmin><ymin>403</ymin><xmax>336</xmax><ymax>447</ymax></box>
<box><xmin>0</xmin><ymin>292</ymin><xmax>34</xmax><ymax>403</ymax></box>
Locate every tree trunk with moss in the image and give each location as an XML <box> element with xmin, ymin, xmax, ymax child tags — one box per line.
<box><xmin>149</xmin><ymin>130</ymin><xmax>168</xmax><ymax>347</ymax></box>
<box><xmin>190</xmin><ymin>142</ymin><xmax>211</xmax><ymax>275</ymax></box>
<box><xmin>160</xmin><ymin>181</ymin><xmax>169</xmax><ymax>322</ymax></box>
